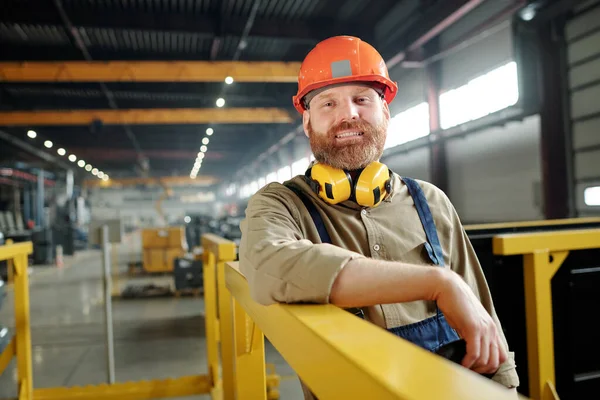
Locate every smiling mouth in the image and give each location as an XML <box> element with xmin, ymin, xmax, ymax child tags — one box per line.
<box><xmin>335</xmin><ymin>132</ymin><xmax>364</xmax><ymax>139</ymax></box>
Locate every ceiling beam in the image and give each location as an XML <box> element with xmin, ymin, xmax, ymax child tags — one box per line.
<box><xmin>0</xmin><ymin>5</ymin><xmax>359</xmax><ymax>44</ymax></box>
<box><xmin>68</xmin><ymin>148</ymin><xmax>228</xmax><ymax>161</ymax></box>
<box><xmin>0</xmin><ymin>61</ymin><xmax>301</xmax><ymax>83</ymax></box>
<box><xmin>0</xmin><ymin>108</ymin><xmax>295</xmax><ymax>126</ymax></box>
<box><xmin>83</xmin><ymin>175</ymin><xmax>218</xmax><ymax>188</ymax></box>
<box><xmin>0</xmin><ymin>129</ymin><xmax>72</xmax><ymax>170</ymax></box>
<box><xmin>383</xmin><ymin>0</ymin><xmax>486</xmax><ymax>69</ymax></box>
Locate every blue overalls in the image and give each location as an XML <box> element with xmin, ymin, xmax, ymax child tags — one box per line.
<box><xmin>285</xmin><ymin>176</ymin><xmax>460</xmax><ymax>353</ymax></box>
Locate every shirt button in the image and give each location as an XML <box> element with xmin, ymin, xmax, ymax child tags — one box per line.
<box><xmin>373</xmin><ymin>244</ymin><xmax>380</xmax><ymax>251</ymax></box>
<box><xmin>361</xmin><ymin>209</ymin><xmax>367</xmax><ymax>216</ymax></box>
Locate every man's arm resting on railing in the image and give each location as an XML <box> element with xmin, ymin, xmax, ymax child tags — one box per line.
<box><xmin>239</xmin><ymin>185</ymin><xmax>511</xmax><ymax>384</ymax></box>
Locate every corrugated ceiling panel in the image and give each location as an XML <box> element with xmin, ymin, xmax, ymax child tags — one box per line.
<box><xmin>0</xmin><ymin>24</ymin><xmax>70</xmax><ymax>45</ymax></box>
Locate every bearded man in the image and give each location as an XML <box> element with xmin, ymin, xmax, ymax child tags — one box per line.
<box><xmin>239</xmin><ymin>36</ymin><xmax>520</xmax><ymax>398</ymax></box>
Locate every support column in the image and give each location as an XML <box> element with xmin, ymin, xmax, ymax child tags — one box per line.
<box><xmin>425</xmin><ymin>40</ymin><xmax>449</xmax><ymax>194</ymax></box>
<box><xmin>537</xmin><ymin>20</ymin><xmax>571</xmax><ymax>219</ymax></box>
<box><xmin>23</xmin><ymin>185</ymin><xmax>30</xmax><ymax>226</ymax></box>
<box><xmin>36</xmin><ymin>170</ymin><xmax>44</xmax><ymax>228</ymax></box>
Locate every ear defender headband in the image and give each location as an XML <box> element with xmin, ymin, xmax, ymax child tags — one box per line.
<box><xmin>305</xmin><ymin>161</ymin><xmax>392</xmax><ymax>208</ymax></box>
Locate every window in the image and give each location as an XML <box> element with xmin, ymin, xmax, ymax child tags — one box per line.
<box><xmin>291</xmin><ymin>157</ymin><xmax>310</xmax><ymax>176</ymax></box>
<box><xmin>257</xmin><ymin>177</ymin><xmax>266</xmax><ymax>188</ymax></box>
<box><xmin>266</xmin><ymin>172</ymin><xmax>278</xmax><ymax>183</ymax></box>
<box><xmin>249</xmin><ymin>181</ymin><xmax>258</xmax><ymax>194</ymax></box>
<box><xmin>277</xmin><ymin>166</ymin><xmax>292</xmax><ymax>182</ymax></box>
<box><xmin>384</xmin><ymin>102</ymin><xmax>430</xmax><ymax>150</ymax></box>
<box><xmin>584</xmin><ymin>186</ymin><xmax>600</xmax><ymax>206</ymax></box>
<box><xmin>440</xmin><ymin>61</ymin><xmax>519</xmax><ymax>129</ymax></box>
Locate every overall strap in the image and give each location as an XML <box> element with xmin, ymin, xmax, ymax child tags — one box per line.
<box><xmin>401</xmin><ymin>177</ymin><xmax>445</xmax><ymax>266</ymax></box>
<box><xmin>284</xmin><ymin>183</ymin><xmax>332</xmax><ymax>245</ymax></box>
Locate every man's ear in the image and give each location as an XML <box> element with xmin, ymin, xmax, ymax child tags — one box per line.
<box><xmin>302</xmin><ymin>111</ymin><xmax>310</xmax><ymax>138</ymax></box>
<box><xmin>382</xmin><ymin>99</ymin><xmax>391</xmax><ymax>121</ymax></box>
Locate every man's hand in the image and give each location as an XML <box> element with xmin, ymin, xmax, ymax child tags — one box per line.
<box><xmin>435</xmin><ymin>269</ymin><xmax>508</xmax><ymax>374</ymax></box>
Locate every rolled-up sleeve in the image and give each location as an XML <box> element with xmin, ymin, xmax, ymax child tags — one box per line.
<box><xmin>239</xmin><ymin>185</ymin><xmax>365</xmax><ymax>306</ymax></box>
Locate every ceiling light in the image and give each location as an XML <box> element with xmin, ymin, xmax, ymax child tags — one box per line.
<box><xmin>202</xmin><ymin>137</ymin><xmax>209</xmax><ymax>145</ymax></box>
<box><xmin>68</xmin><ymin>154</ymin><xmax>77</xmax><ymax>162</ymax></box>
<box><xmin>216</xmin><ymin>98</ymin><xmax>225</xmax><ymax>107</ymax></box>
<box><xmin>225</xmin><ymin>76</ymin><xmax>234</xmax><ymax>84</ymax></box>
<box><xmin>27</xmin><ymin>130</ymin><xmax>37</xmax><ymax>139</ymax></box>
<box><xmin>200</xmin><ymin>145</ymin><xmax>207</xmax><ymax>152</ymax></box>
<box><xmin>98</xmin><ymin>171</ymin><xmax>104</xmax><ymax>179</ymax></box>
<box><xmin>85</xmin><ymin>164</ymin><xmax>92</xmax><ymax>171</ymax></box>
<box><xmin>44</xmin><ymin>140</ymin><xmax>53</xmax><ymax>148</ymax></box>
<box><xmin>92</xmin><ymin>168</ymin><xmax>98</xmax><ymax>175</ymax></box>
<box><xmin>102</xmin><ymin>175</ymin><xmax>109</xmax><ymax>181</ymax></box>
<box><xmin>206</xmin><ymin>128</ymin><xmax>214</xmax><ymax>136</ymax></box>
<box><xmin>197</xmin><ymin>153</ymin><xmax>205</xmax><ymax>159</ymax></box>
<box><xmin>57</xmin><ymin>148</ymin><xmax>66</xmax><ymax>156</ymax></box>
<box><xmin>77</xmin><ymin>160</ymin><xmax>85</xmax><ymax>168</ymax></box>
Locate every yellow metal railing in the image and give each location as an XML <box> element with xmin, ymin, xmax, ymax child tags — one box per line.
<box><xmin>0</xmin><ymin>241</ymin><xmax>34</xmax><ymax>399</ymax></box>
<box><xmin>0</xmin><ymin>234</ymin><xmax>250</xmax><ymax>400</ymax></box>
<box><xmin>222</xmin><ymin>261</ymin><xmax>523</xmax><ymax>400</ymax></box>
<box><xmin>493</xmin><ymin>228</ymin><xmax>600</xmax><ymax>400</ymax></box>
<box><xmin>201</xmin><ymin>233</ymin><xmax>280</xmax><ymax>400</ymax></box>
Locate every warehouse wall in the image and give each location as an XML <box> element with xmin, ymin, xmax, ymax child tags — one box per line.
<box><xmin>382</xmin><ymin>146</ymin><xmax>431</xmax><ymax>182</ymax></box>
<box><xmin>566</xmin><ymin>2</ymin><xmax>600</xmax><ymax>216</ymax></box>
<box><xmin>88</xmin><ymin>187</ymin><xmax>218</xmax><ymax>227</ymax></box>
<box><xmin>446</xmin><ymin>115</ymin><xmax>543</xmax><ymax>223</ymax></box>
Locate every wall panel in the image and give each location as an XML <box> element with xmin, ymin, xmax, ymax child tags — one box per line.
<box><xmin>446</xmin><ymin>115</ymin><xmax>543</xmax><ymax>223</ymax></box>
<box><xmin>567</xmin><ymin>3</ymin><xmax>600</xmax><ymax>215</ymax></box>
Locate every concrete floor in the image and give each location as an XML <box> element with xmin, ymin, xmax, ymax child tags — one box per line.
<box><xmin>0</xmin><ymin>242</ymin><xmax>303</xmax><ymax>399</ymax></box>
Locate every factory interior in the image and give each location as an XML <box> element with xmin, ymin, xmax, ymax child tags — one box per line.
<box><xmin>1</xmin><ymin>0</ymin><xmax>600</xmax><ymax>399</ymax></box>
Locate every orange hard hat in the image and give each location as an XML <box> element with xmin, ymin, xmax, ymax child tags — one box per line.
<box><xmin>292</xmin><ymin>36</ymin><xmax>398</xmax><ymax>114</ymax></box>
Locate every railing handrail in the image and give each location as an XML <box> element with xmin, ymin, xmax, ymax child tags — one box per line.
<box><xmin>493</xmin><ymin>227</ymin><xmax>600</xmax><ymax>255</ymax></box>
<box><xmin>201</xmin><ymin>233</ymin><xmax>237</xmax><ymax>261</ymax></box>
<box><xmin>0</xmin><ymin>242</ymin><xmax>33</xmax><ymax>262</ymax></box>
<box><xmin>465</xmin><ymin>216</ymin><xmax>600</xmax><ymax>231</ymax></box>
<box><xmin>224</xmin><ymin>261</ymin><xmax>521</xmax><ymax>400</ymax></box>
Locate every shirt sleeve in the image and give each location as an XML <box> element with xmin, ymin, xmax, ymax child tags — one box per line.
<box><xmin>238</xmin><ymin>184</ymin><xmax>366</xmax><ymax>306</ymax></box>
<box><xmin>443</xmin><ymin>193</ymin><xmax>521</xmax><ymax>389</ymax></box>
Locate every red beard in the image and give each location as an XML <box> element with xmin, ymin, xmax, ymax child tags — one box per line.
<box><xmin>308</xmin><ymin>118</ymin><xmax>388</xmax><ymax>170</ymax></box>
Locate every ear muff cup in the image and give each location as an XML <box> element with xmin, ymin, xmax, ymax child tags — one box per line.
<box><xmin>308</xmin><ymin>163</ymin><xmax>352</xmax><ymax>205</ymax></box>
<box><xmin>355</xmin><ymin>162</ymin><xmax>391</xmax><ymax>208</ymax></box>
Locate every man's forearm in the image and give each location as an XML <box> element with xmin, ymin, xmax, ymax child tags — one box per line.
<box><xmin>329</xmin><ymin>258</ymin><xmax>446</xmax><ymax>307</ymax></box>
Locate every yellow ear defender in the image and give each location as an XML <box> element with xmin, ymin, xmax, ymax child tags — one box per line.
<box><xmin>305</xmin><ymin>161</ymin><xmax>392</xmax><ymax>207</ymax></box>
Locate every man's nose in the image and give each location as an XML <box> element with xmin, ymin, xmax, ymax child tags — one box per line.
<box><xmin>336</xmin><ymin>99</ymin><xmax>360</xmax><ymax>123</ymax></box>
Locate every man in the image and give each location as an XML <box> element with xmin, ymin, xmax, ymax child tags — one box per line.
<box><xmin>239</xmin><ymin>36</ymin><xmax>519</xmax><ymax>397</ymax></box>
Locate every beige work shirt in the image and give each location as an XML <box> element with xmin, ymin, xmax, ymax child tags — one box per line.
<box><xmin>239</xmin><ymin>172</ymin><xmax>520</xmax><ymax>390</ymax></box>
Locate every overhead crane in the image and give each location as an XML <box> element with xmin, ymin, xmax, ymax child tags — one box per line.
<box><xmin>0</xmin><ymin>108</ymin><xmax>295</xmax><ymax>126</ymax></box>
<box><xmin>0</xmin><ymin>61</ymin><xmax>301</xmax><ymax>83</ymax></box>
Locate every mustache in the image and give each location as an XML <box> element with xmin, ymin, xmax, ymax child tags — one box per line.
<box><xmin>328</xmin><ymin>120</ymin><xmax>374</xmax><ymax>136</ymax></box>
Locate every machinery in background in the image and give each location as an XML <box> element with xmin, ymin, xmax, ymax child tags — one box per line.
<box><xmin>173</xmin><ymin>257</ymin><xmax>203</xmax><ymax>294</ymax></box>
<box><xmin>140</xmin><ymin>226</ymin><xmax>188</xmax><ymax>274</ymax></box>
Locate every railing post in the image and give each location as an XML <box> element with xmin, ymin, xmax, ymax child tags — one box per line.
<box><xmin>523</xmin><ymin>250</ymin><xmax>567</xmax><ymax>400</ymax></box>
<box><xmin>204</xmin><ymin>250</ymin><xmax>221</xmax><ymax>396</ymax></box>
<box><xmin>6</xmin><ymin>239</ymin><xmax>14</xmax><ymax>284</ymax></box>
<box><xmin>218</xmin><ymin>260</ymin><xmax>236</xmax><ymax>400</ymax></box>
<box><xmin>233</xmin><ymin>298</ymin><xmax>266</xmax><ymax>400</ymax></box>
<box><xmin>14</xmin><ymin>252</ymin><xmax>33</xmax><ymax>400</ymax></box>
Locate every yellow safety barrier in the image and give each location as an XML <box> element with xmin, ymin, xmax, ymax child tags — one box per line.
<box><xmin>222</xmin><ymin>261</ymin><xmax>524</xmax><ymax>400</ymax></box>
<box><xmin>0</xmin><ymin>234</ymin><xmax>277</xmax><ymax>400</ymax></box>
<box><xmin>0</xmin><ymin>241</ymin><xmax>34</xmax><ymax>399</ymax></box>
<box><xmin>201</xmin><ymin>233</ymin><xmax>280</xmax><ymax>400</ymax></box>
<box><xmin>493</xmin><ymin>228</ymin><xmax>600</xmax><ymax>400</ymax></box>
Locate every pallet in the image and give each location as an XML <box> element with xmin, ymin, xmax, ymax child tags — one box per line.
<box><xmin>174</xmin><ymin>287</ymin><xmax>202</xmax><ymax>298</ymax></box>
